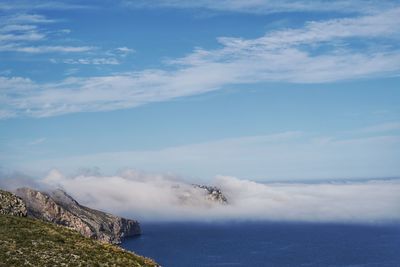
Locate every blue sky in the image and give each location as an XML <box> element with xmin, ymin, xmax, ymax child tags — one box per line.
<box><xmin>0</xmin><ymin>0</ymin><xmax>400</xmax><ymax>181</ymax></box>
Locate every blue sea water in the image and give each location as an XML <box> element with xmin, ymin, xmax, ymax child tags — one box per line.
<box><xmin>122</xmin><ymin>222</ymin><xmax>400</xmax><ymax>267</ymax></box>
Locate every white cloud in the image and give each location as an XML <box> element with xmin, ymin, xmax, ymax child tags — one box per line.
<box><xmin>0</xmin><ymin>44</ymin><xmax>94</xmax><ymax>53</ymax></box>
<box><xmin>0</xmin><ymin>1</ymin><xmax>86</xmax><ymax>11</ymax></box>
<box><xmin>6</xmin><ymin>13</ymin><xmax>55</xmax><ymax>24</ymax></box>
<box><xmin>116</xmin><ymin>47</ymin><xmax>135</xmax><ymax>54</ymax></box>
<box><xmin>2</xmin><ymin>0</ymin><xmax>396</xmax><ymax>15</ymax></box>
<box><xmin>0</xmin><ymin>69</ymin><xmax>224</xmax><ymax>117</ymax></box>
<box><xmin>61</xmin><ymin>58</ymin><xmax>120</xmax><ymax>65</ymax></box>
<box><xmin>40</xmin><ymin>169</ymin><xmax>400</xmax><ymax>223</ymax></box>
<box><xmin>124</xmin><ymin>0</ymin><xmax>398</xmax><ymax>14</ymax></box>
<box><xmin>0</xmin><ymin>24</ymin><xmax>37</xmax><ymax>33</ymax></box>
<box><xmin>213</xmin><ymin>8</ymin><xmax>400</xmax><ymax>49</ymax></box>
<box><xmin>59</xmin><ymin>29</ymin><xmax>71</xmax><ymax>34</ymax></box>
<box><xmin>0</xmin><ymin>13</ymin><xmax>94</xmax><ymax>54</ymax></box>
<box><xmin>1</xmin><ymin>7</ymin><xmax>400</xmax><ymax>117</ymax></box>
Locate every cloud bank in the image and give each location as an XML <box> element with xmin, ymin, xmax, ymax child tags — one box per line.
<box><xmin>31</xmin><ymin>169</ymin><xmax>400</xmax><ymax>223</ymax></box>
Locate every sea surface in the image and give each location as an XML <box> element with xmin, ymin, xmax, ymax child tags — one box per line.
<box><xmin>122</xmin><ymin>222</ymin><xmax>400</xmax><ymax>267</ymax></box>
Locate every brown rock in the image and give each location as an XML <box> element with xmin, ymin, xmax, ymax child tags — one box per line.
<box><xmin>0</xmin><ymin>189</ymin><xmax>27</xmax><ymax>217</ymax></box>
<box><xmin>16</xmin><ymin>187</ymin><xmax>140</xmax><ymax>244</ymax></box>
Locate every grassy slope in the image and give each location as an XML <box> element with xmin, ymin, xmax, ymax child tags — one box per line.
<box><xmin>0</xmin><ymin>215</ymin><xmax>158</xmax><ymax>267</ymax></box>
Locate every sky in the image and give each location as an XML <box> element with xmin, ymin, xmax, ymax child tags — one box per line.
<box><xmin>1</xmin><ymin>0</ymin><xmax>400</xmax><ymax>182</ymax></box>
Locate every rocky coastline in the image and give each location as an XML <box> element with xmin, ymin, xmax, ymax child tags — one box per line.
<box><xmin>15</xmin><ymin>187</ymin><xmax>140</xmax><ymax>244</ymax></box>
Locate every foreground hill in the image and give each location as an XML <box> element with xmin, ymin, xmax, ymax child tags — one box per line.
<box><xmin>0</xmin><ymin>215</ymin><xmax>158</xmax><ymax>267</ymax></box>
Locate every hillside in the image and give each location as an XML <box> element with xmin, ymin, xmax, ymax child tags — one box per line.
<box><xmin>16</xmin><ymin>188</ymin><xmax>140</xmax><ymax>244</ymax></box>
<box><xmin>0</xmin><ymin>215</ymin><xmax>158</xmax><ymax>267</ymax></box>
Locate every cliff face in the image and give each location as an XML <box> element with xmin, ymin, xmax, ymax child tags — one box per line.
<box><xmin>0</xmin><ymin>189</ymin><xmax>27</xmax><ymax>217</ymax></box>
<box><xmin>15</xmin><ymin>188</ymin><xmax>140</xmax><ymax>244</ymax></box>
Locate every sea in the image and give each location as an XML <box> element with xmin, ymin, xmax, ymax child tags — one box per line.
<box><xmin>122</xmin><ymin>222</ymin><xmax>400</xmax><ymax>267</ymax></box>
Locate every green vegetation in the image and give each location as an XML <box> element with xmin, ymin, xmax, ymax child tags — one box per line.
<box><xmin>0</xmin><ymin>215</ymin><xmax>158</xmax><ymax>267</ymax></box>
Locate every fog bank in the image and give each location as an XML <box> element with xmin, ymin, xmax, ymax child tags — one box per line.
<box><xmin>24</xmin><ymin>169</ymin><xmax>399</xmax><ymax>223</ymax></box>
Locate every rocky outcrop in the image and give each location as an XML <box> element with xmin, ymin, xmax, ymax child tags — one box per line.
<box><xmin>194</xmin><ymin>185</ymin><xmax>228</xmax><ymax>204</ymax></box>
<box><xmin>15</xmin><ymin>188</ymin><xmax>140</xmax><ymax>244</ymax></box>
<box><xmin>0</xmin><ymin>189</ymin><xmax>27</xmax><ymax>217</ymax></box>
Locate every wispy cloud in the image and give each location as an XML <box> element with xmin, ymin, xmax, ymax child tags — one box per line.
<box><xmin>52</xmin><ymin>57</ymin><xmax>120</xmax><ymax>65</ymax></box>
<box><xmin>6</xmin><ymin>13</ymin><xmax>55</xmax><ymax>23</ymax></box>
<box><xmin>116</xmin><ymin>46</ymin><xmax>135</xmax><ymax>54</ymax></box>
<box><xmin>1</xmin><ymin>6</ymin><xmax>400</xmax><ymax>118</ymax></box>
<box><xmin>0</xmin><ymin>44</ymin><xmax>94</xmax><ymax>53</ymax></box>
<box><xmin>0</xmin><ymin>1</ymin><xmax>87</xmax><ymax>11</ymax></box>
<box><xmin>2</xmin><ymin>0</ymin><xmax>397</xmax><ymax>15</ymax></box>
<box><xmin>123</xmin><ymin>0</ymin><xmax>399</xmax><ymax>15</ymax></box>
<box><xmin>0</xmin><ymin>13</ymin><xmax>94</xmax><ymax>54</ymax></box>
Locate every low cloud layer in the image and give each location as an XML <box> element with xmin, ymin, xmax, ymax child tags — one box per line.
<box><xmin>19</xmin><ymin>169</ymin><xmax>399</xmax><ymax>223</ymax></box>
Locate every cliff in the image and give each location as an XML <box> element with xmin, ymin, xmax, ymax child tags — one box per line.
<box><xmin>0</xmin><ymin>215</ymin><xmax>158</xmax><ymax>267</ymax></box>
<box><xmin>0</xmin><ymin>189</ymin><xmax>27</xmax><ymax>217</ymax></box>
<box><xmin>193</xmin><ymin>185</ymin><xmax>228</xmax><ymax>204</ymax></box>
<box><xmin>15</xmin><ymin>188</ymin><xmax>140</xmax><ymax>244</ymax></box>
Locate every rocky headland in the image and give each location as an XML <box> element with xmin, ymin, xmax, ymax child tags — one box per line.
<box><xmin>0</xmin><ymin>188</ymin><xmax>158</xmax><ymax>266</ymax></box>
<box><xmin>15</xmin><ymin>187</ymin><xmax>140</xmax><ymax>244</ymax></box>
<box><xmin>1</xmin><ymin>183</ymin><xmax>228</xmax><ymax>266</ymax></box>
